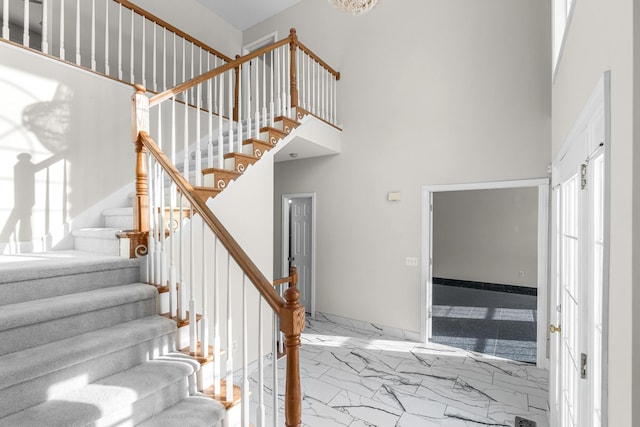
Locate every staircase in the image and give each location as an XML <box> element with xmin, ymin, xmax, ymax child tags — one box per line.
<box><xmin>0</xmin><ymin>252</ymin><xmax>225</xmax><ymax>426</ymax></box>
<box><xmin>1</xmin><ymin>1</ymin><xmax>341</xmax><ymax>425</ymax></box>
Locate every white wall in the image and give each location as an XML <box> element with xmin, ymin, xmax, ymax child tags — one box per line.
<box><xmin>250</xmin><ymin>0</ymin><xmax>551</xmax><ymax>334</ymax></box>
<box><xmin>433</xmin><ymin>187</ymin><xmax>538</xmax><ymax>288</ymax></box>
<box><xmin>0</xmin><ymin>43</ymin><xmax>133</xmax><ymax>253</ymax></box>
<box><xmin>551</xmin><ymin>0</ymin><xmax>636</xmax><ymax>424</ymax></box>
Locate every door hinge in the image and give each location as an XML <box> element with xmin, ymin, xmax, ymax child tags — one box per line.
<box><xmin>581</xmin><ymin>163</ymin><xmax>588</xmax><ymax>190</ymax></box>
<box><xmin>580</xmin><ymin>352</ymin><xmax>587</xmax><ymax>379</ymax></box>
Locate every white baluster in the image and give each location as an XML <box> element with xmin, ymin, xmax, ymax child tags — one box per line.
<box><xmin>147</xmin><ymin>154</ymin><xmax>156</xmax><ymax>286</ymax></box>
<box><xmin>162</xmin><ymin>28</ymin><xmax>167</xmax><ymax>91</ymax></box>
<box><xmin>225</xmin><ymin>253</ymin><xmax>233</xmax><ymax>402</ymax></box>
<box><xmin>152</xmin><ymin>23</ymin><xmax>157</xmax><ymax>92</ymax></box>
<box><xmin>261</xmin><ymin>53</ymin><xmax>267</xmax><ymax>128</ymax></box>
<box><xmin>236</xmin><ymin>64</ymin><xmax>243</xmax><ymax>154</ymax></box>
<box><xmin>141</xmin><ymin>16</ymin><xmax>146</xmax><ymax>88</ymax></box>
<box><xmin>257</xmin><ymin>297</ymin><xmax>265</xmax><ymax>427</ymax></box>
<box><xmin>213</xmin><ymin>237</ymin><xmax>221</xmax><ymax>395</ymax></box>
<box><xmin>272</xmin><ymin>310</ymin><xmax>279</xmax><ymax>427</ymax></box>
<box><xmin>285</xmin><ymin>45</ymin><xmax>291</xmax><ymax>118</ymax></box>
<box><xmin>189</xmin><ymin>205</ymin><xmax>196</xmax><ymax>354</ymax></box>
<box><xmin>195</xmin><ymin>83</ymin><xmax>201</xmax><ymax>186</ymax></box>
<box><xmin>129</xmin><ymin>8</ymin><xmax>134</xmax><ymax>83</ymax></box>
<box><xmin>227</xmin><ymin>71</ymin><xmax>234</xmax><ymax>159</ymax></box>
<box><xmin>300</xmin><ymin>51</ymin><xmax>305</xmax><ymax>110</ymax></box>
<box><xmin>169</xmin><ymin>96</ymin><xmax>177</xmax><ymax>318</ymax></box>
<box><xmin>75</xmin><ymin>0</ymin><xmax>80</xmax><ymax>65</ymax></box>
<box><xmin>117</xmin><ymin>3</ymin><xmax>122</xmax><ymax>80</ymax></box>
<box><xmin>207</xmin><ymin>75</ymin><xmax>213</xmax><ymax>169</ymax></box>
<box><xmin>104</xmin><ymin>0</ymin><xmax>109</xmax><ymax>75</ymax></box>
<box><xmin>281</xmin><ymin>46</ymin><xmax>287</xmax><ymax>117</ymax></box>
<box><xmin>173</xmin><ymin>33</ymin><xmax>177</xmax><ymax>86</ymax></box>
<box><xmin>200</xmin><ymin>221</ymin><xmax>209</xmax><ymax>359</ymax></box>
<box><xmin>90</xmin><ymin>0</ymin><xmax>96</xmax><ymax>70</ymax></box>
<box><xmin>41</xmin><ymin>0</ymin><xmax>48</xmax><ymax>54</ymax></box>
<box><xmin>275</xmin><ymin>48</ymin><xmax>281</xmax><ymax>117</ymax></box>
<box><xmin>23</xmin><ymin>0</ymin><xmax>29</xmax><ymax>47</ymax></box>
<box><xmin>157</xmin><ymin>106</ymin><xmax>167</xmax><ymax>292</ymax></box>
<box><xmin>333</xmin><ymin>74</ymin><xmax>338</xmax><ymax>125</ymax></box>
<box><xmin>241</xmin><ymin>275</ymin><xmax>249</xmax><ymax>427</ymax></box>
<box><xmin>177</xmin><ymin>192</ymin><xmax>184</xmax><ymax>320</ymax></box>
<box><xmin>269</xmin><ymin>50</ymin><xmax>275</xmax><ymax>127</ymax></box>
<box><xmin>58</xmin><ymin>0</ymin><xmax>65</xmax><ymax>59</ymax></box>
<box><xmin>245</xmin><ymin>61</ymin><xmax>252</xmax><ymax>144</ymax></box>
<box><xmin>254</xmin><ymin>59</ymin><xmax>260</xmax><ymax>139</ymax></box>
<box><xmin>182</xmin><ymin>38</ymin><xmax>186</xmax><ymax>85</ymax></box>
<box><xmin>2</xmin><ymin>0</ymin><xmax>9</xmax><ymax>40</ymax></box>
<box><xmin>218</xmin><ymin>73</ymin><xmax>224</xmax><ymax>169</ymax></box>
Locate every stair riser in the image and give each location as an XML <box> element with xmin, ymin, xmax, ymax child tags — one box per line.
<box><xmin>104</xmin><ymin>214</ymin><xmax>133</xmax><ymax>229</ymax></box>
<box><xmin>0</xmin><ymin>299</ymin><xmax>157</xmax><ymax>356</ymax></box>
<box><xmin>0</xmin><ymin>332</ymin><xmax>175</xmax><ymax>418</ymax></box>
<box><xmin>0</xmin><ymin>265</ymin><xmax>140</xmax><ymax>306</ymax></box>
<box><xmin>74</xmin><ymin>236</ymin><xmax>121</xmax><ymax>256</ymax></box>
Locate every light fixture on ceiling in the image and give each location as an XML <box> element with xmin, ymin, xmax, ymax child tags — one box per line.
<box><xmin>328</xmin><ymin>0</ymin><xmax>379</xmax><ymax>15</ymax></box>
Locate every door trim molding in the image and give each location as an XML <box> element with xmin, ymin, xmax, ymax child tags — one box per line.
<box><xmin>421</xmin><ymin>178</ymin><xmax>550</xmax><ymax>368</ymax></box>
<box><xmin>281</xmin><ymin>192</ymin><xmax>316</xmax><ymax>317</ymax></box>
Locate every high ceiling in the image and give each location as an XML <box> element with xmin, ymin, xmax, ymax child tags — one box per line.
<box><xmin>196</xmin><ymin>0</ymin><xmax>305</xmax><ymax>31</ymax></box>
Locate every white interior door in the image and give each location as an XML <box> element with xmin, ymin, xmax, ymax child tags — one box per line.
<box><xmin>550</xmin><ymin>74</ymin><xmax>607</xmax><ymax>427</ymax></box>
<box><xmin>282</xmin><ymin>194</ymin><xmax>315</xmax><ymax>315</ymax></box>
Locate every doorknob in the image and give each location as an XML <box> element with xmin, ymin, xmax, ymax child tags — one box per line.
<box><xmin>549</xmin><ymin>324</ymin><xmax>562</xmax><ymax>334</ymax></box>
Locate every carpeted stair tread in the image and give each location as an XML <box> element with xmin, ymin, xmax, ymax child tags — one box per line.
<box><xmin>0</xmin><ymin>358</ymin><xmax>198</xmax><ymax>427</ymax></box>
<box><xmin>0</xmin><ymin>250</ymin><xmax>138</xmax><ymax>285</ymax></box>
<box><xmin>0</xmin><ymin>315</ymin><xmax>176</xmax><ymax>391</ymax></box>
<box><xmin>0</xmin><ymin>251</ymin><xmax>140</xmax><ymax>306</ymax></box>
<box><xmin>137</xmin><ymin>394</ymin><xmax>225</xmax><ymax>427</ymax></box>
<box><xmin>0</xmin><ymin>283</ymin><xmax>156</xmax><ymax>332</ymax></box>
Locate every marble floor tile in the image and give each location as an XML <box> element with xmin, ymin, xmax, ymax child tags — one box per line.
<box><xmin>248</xmin><ymin>314</ymin><xmax>549</xmax><ymax>427</ymax></box>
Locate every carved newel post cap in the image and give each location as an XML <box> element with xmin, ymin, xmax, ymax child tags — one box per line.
<box><xmin>284</xmin><ymin>286</ymin><xmax>301</xmax><ymax>304</ymax></box>
<box><xmin>134</xmin><ymin>84</ymin><xmax>147</xmax><ymax>94</ymax></box>
<box><xmin>290</xmin><ymin>28</ymin><xmax>297</xmax><ymax>35</ymax></box>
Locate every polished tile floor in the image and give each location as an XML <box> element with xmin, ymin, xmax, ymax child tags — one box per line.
<box><xmin>251</xmin><ymin>313</ymin><xmax>549</xmax><ymax>427</ymax></box>
<box><xmin>431</xmin><ymin>284</ymin><xmax>538</xmax><ymax>363</ymax></box>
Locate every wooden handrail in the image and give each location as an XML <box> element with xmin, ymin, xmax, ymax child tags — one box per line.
<box><xmin>137</xmin><ymin>130</ymin><xmax>284</xmax><ymax>314</ymax></box>
<box><xmin>112</xmin><ymin>0</ymin><xmax>232</xmax><ymax>63</ymax></box>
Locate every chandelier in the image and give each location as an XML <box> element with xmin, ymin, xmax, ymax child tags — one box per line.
<box><xmin>328</xmin><ymin>0</ymin><xmax>379</xmax><ymax>15</ymax></box>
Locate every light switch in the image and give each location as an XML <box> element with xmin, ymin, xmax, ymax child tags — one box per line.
<box><xmin>388</xmin><ymin>192</ymin><xmax>401</xmax><ymax>201</ymax></box>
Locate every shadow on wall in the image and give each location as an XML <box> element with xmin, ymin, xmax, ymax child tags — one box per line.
<box><xmin>0</xmin><ymin>82</ymin><xmax>72</xmax><ymax>254</ymax></box>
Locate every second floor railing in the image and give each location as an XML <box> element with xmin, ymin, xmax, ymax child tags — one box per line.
<box><xmin>0</xmin><ymin>0</ymin><xmax>231</xmax><ymax>91</ymax></box>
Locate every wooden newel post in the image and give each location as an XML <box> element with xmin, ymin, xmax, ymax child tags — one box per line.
<box><xmin>289</xmin><ymin>28</ymin><xmax>299</xmax><ymax>109</ymax></box>
<box><xmin>281</xmin><ymin>266</ymin><xmax>304</xmax><ymax>427</ymax></box>
<box><xmin>128</xmin><ymin>84</ymin><xmax>150</xmax><ymax>258</ymax></box>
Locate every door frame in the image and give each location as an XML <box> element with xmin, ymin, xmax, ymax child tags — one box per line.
<box><xmin>421</xmin><ymin>178</ymin><xmax>550</xmax><ymax>368</ymax></box>
<box><xmin>281</xmin><ymin>192</ymin><xmax>316</xmax><ymax>317</ymax></box>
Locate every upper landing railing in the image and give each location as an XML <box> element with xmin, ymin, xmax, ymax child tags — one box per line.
<box><xmin>0</xmin><ymin>0</ymin><xmax>231</xmax><ymax>91</ymax></box>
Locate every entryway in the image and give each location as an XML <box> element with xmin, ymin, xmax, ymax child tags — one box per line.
<box><xmin>281</xmin><ymin>193</ymin><xmax>315</xmax><ymax>315</ymax></box>
<box><xmin>422</xmin><ymin>179</ymin><xmax>549</xmax><ymax>367</ymax></box>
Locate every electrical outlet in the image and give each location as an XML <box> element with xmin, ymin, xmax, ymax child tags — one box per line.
<box><xmin>232</xmin><ymin>340</ymin><xmax>238</xmax><ymax>352</ymax></box>
<box><xmin>518</xmin><ymin>271</ymin><xmax>525</xmax><ymax>277</ymax></box>
<box><xmin>405</xmin><ymin>257</ymin><xmax>419</xmax><ymax>267</ymax></box>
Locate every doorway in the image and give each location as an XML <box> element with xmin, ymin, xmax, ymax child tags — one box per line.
<box><xmin>281</xmin><ymin>193</ymin><xmax>315</xmax><ymax>316</ymax></box>
<box><xmin>422</xmin><ymin>179</ymin><xmax>549</xmax><ymax>367</ymax></box>
<box><xmin>549</xmin><ymin>73</ymin><xmax>609</xmax><ymax>427</ymax></box>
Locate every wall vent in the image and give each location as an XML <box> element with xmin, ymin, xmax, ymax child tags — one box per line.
<box><xmin>515</xmin><ymin>416</ymin><xmax>537</xmax><ymax>427</ymax></box>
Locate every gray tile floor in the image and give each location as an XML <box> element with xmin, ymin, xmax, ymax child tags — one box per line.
<box><xmin>431</xmin><ymin>284</ymin><xmax>538</xmax><ymax>363</ymax></box>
